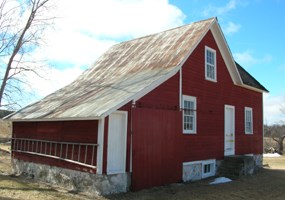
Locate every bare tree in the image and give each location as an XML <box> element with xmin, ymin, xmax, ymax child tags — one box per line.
<box><xmin>0</xmin><ymin>0</ymin><xmax>54</xmax><ymax>109</ymax></box>
<box><xmin>264</xmin><ymin>124</ymin><xmax>285</xmax><ymax>154</ymax></box>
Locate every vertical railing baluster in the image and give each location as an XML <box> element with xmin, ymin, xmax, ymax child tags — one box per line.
<box><xmin>91</xmin><ymin>145</ymin><xmax>95</xmax><ymax>166</ymax></box>
<box><xmin>60</xmin><ymin>143</ymin><xmax>62</xmax><ymax>158</ymax></box>
<box><xmin>66</xmin><ymin>144</ymin><xmax>68</xmax><ymax>159</ymax></box>
<box><xmin>55</xmin><ymin>143</ymin><xmax>57</xmax><ymax>156</ymax></box>
<box><xmin>84</xmin><ymin>145</ymin><xmax>88</xmax><ymax>164</ymax></box>
<box><xmin>27</xmin><ymin>140</ymin><xmax>30</xmax><ymax>152</ymax></box>
<box><xmin>50</xmin><ymin>142</ymin><xmax>52</xmax><ymax>155</ymax></box>
<box><xmin>40</xmin><ymin>141</ymin><xmax>42</xmax><ymax>154</ymax></box>
<box><xmin>72</xmin><ymin>144</ymin><xmax>74</xmax><ymax>160</ymax></box>
<box><xmin>45</xmin><ymin>142</ymin><xmax>47</xmax><ymax>154</ymax></box>
<box><xmin>78</xmin><ymin>144</ymin><xmax>81</xmax><ymax>162</ymax></box>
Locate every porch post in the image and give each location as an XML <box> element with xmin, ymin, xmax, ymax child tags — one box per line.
<box><xmin>96</xmin><ymin>118</ymin><xmax>105</xmax><ymax>174</ymax></box>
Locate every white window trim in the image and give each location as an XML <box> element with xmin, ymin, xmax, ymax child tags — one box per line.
<box><xmin>205</xmin><ymin>46</ymin><xmax>217</xmax><ymax>82</ymax></box>
<box><xmin>202</xmin><ymin>159</ymin><xmax>216</xmax><ymax>179</ymax></box>
<box><xmin>182</xmin><ymin>95</ymin><xmax>197</xmax><ymax>134</ymax></box>
<box><xmin>245</xmin><ymin>107</ymin><xmax>253</xmax><ymax>134</ymax></box>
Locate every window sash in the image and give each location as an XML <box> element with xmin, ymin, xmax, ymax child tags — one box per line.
<box><xmin>205</xmin><ymin>47</ymin><xmax>216</xmax><ymax>81</ymax></box>
<box><xmin>245</xmin><ymin>108</ymin><xmax>253</xmax><ymax>134</ymax></box>
<box><xmin>183</xmin><ymin>95</ymin><xmax>196</xmax><ymax>134</ymax></box>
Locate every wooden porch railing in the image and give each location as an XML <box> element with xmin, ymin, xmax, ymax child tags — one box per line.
<box><xmin>12</xmin><ymin>138</ymin><xmax>98</xmax><ymax>169</ymax></box>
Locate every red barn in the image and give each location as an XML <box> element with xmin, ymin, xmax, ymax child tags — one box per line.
<box><xmin>7</xmin><ymin>17</ymin><xmax>268</xmax><ymax>195</ymax></box>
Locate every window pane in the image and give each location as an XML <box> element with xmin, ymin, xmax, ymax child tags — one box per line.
<box><xmin>207</xmin><ymin>64</ymin><xmax>214</xmax><ymax>79</ymax></box>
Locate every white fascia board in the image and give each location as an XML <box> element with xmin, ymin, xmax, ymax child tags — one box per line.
<box><xmin>8</xmin><ymin>116</ymin><xmax>102</xmax><ymax>122</ymax></box>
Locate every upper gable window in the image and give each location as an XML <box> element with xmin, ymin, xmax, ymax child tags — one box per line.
<box><xmin>205</xmin><ymin>46</ymin><xmax>217</xmax><ymax>82</ymax></box>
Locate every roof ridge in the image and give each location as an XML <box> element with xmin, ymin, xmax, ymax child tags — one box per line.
<box><xmin>111</xmin><ymin>17</ymin><xmax>217</xmax><ymax>47</ymax></box>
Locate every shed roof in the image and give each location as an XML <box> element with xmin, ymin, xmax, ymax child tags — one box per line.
<box><xmin>236</xmin><ymin>62</ymin><xmax>269</xmax><ymax>92</ymax></box>
<box><xmin>7</xmin><ymin>17</ymin><xmax>267</xmax><ymax>121</ymax></box>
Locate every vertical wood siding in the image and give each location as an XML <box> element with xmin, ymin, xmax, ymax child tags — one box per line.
<box><xmin>132</xmin><ymin>108</ymin><xmax>182</xmax><ymax>190</ymax></box>
<box><xmin>130</xmin><ymin>30</ymin><xmax>263</xmax><ymax>190</ymax></box>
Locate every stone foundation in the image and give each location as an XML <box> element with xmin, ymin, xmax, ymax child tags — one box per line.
<box><xmin>12</xmin><ymin>159</ymin><xmax>130</xmax><ymax>195</ymax></box>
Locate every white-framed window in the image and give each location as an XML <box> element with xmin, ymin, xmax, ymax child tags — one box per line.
<box><xmin>245</xmin><ymin>107</ymin><xmax>253</xmax><ymax>134</ymax></box>
<box><xmin>202</xmin><ymin>159</ymin><xmax>216</xmax><ymax>179</ymax></box>
<box><xmin>183</xmin><ymin>95</ymin><xmax>197</xmax><ymax>134</ymax></box>
<box><xmin>205</xmin><ymin>46</ymin><xmax>217</xmax><ymax>82</ymax></box>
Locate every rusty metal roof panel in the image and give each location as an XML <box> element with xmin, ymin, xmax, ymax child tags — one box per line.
<box><xmin>8</xmin><ymin>18</ymin><xmax>215</xmax><ymax>120</ymax></box>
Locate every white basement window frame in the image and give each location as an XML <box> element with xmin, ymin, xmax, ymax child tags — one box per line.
<box><xmin>202</xmin><ymin>159</ymin><xmax>216</xmax><ymax>179</ymax></box>
<box><xmin>245</xmin><ymin>107</ymin><xmax>253</xmax><ymax>134</ymax></box>
<box><xmin>182</xmin><ymin>95</ymin><xmax>197</xmax><ymax>134</ymax></box>
<box><xmin>205</xmin><ymin>46</ymin><xmax>217</xmax><ymax>82</ymax></box>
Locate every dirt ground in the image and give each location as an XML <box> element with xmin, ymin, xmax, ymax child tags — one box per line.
<box><xmin>1</xmin><ymin>146</ymin><xmax>285</xmax><ymax>200</ymax></box>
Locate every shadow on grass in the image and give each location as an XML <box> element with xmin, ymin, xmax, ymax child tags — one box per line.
<box><xmin>0</xmin><ymin>174</ymin><xmax>57</xmax><ymax>193</ymax></box>
<box><xmin>0</xmin><ymin>186</ymin><xmax>57</xmax><ymax>193</ymax></box>
<box><xmin>0</xmin><ymin>196</ymin><xmax>18</xmax><ymax>200</ymax></box>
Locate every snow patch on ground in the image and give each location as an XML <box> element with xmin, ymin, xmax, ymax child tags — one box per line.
<box><xmin>209</xmin><ymin>177</ymin><xmax>232</xmax><ymax>185</ymax></box>
<box><xmin>263</xmin><ymin>153</ymin><xmax>281</xmax><ymax>157</ymax></box>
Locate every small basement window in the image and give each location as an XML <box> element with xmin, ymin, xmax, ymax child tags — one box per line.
<box><xmin>202</xmin><ymin>159</ymin><xmax>216</xmax><ymax>179</ymax></box>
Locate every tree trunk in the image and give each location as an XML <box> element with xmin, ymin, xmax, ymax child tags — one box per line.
<box><xmin>273</xmin><ymin>135</ymin><xmax>285</xmax><ymax>155</ymax></box>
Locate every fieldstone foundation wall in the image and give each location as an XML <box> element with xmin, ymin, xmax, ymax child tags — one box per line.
<box><xmin>244</xmin><ymin>154</ymin><xmax>263</xmax><ymax>174</ymax></box>
<box><xmin>12</xmin><ymin>159</ymin><xmax>130</xmax><ymax>195</ymax></box>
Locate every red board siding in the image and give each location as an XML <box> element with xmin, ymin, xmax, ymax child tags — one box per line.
<box><xmin>12</xmin><ymin>120</ymin><xmax>98</xmax><ymax>173</ymax></box>
<box><xmin>131</xmin><ymin>29</ymin><xmax>263</xmax><ymax>190</ymax></box>
<box><xmin>181</xmin><ymin>30</ymin><xmax>263</xmax><ymax>158</ymax></box>
<box><xmin>132</xmin><ymin>108</ymin><xmax>182</xmax><ymax>190</ymax></box>
<box><xmin>137</xmin><ymin>73</ymin><xmax>180</xmax><ymax>110</ymax></box>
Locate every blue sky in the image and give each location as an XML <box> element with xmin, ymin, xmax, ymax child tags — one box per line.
<box><xmin>10</xmin><ymin>0</ymin><xmax>284</xmax><ymax>124</ymax></box>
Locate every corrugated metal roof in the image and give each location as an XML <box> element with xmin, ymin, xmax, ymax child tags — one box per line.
<box><xmin>8</xmin><ymin>17</ymin><xmax>267</xmax><ymax>121</ymax></box>
<box><xmin>8</xmin><ymin>18</ymin><xmax>216</xmax><ymax>120</ymax></box>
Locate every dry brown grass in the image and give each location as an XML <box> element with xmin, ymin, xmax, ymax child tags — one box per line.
<box><xmin>0</xmin><ymin>152</ymin><xmax>285</xmax><ymax>200</ymax></box>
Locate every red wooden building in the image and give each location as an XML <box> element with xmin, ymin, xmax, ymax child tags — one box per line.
<box><xmin>7</xmin><ymin>17</ymin><xmax>268</xmax><ymax>194</ymax></box>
